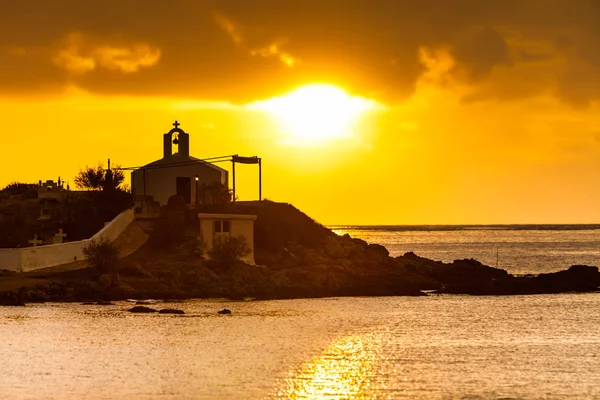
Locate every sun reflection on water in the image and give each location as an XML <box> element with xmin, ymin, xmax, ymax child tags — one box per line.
<box><xmin>277</xmin><ymin>334</ymin><xmax>381</xmax><ymax>399</ymax></box>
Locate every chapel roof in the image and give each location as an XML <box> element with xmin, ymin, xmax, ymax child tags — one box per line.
<box><xmin>138</xmin><ymin>153</ymin><xmax>227</xmax><ymax>173</ymax></box>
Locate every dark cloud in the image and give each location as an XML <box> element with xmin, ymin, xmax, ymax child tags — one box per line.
<box><xmin>0</xmin><ymin>0</ymin><xmax>599</xmax><ymax>105</ymax></box>
<box><xmin>451</xmin><ymin>27</ymin><xmax>512</xmax><ymax>80</ymax></box>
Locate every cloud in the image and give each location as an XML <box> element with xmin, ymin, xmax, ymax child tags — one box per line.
<box><xmin>53</xmin><ymin>33</ymin><xmax>160</xmax><ymax>74</ymax></box>
<box><xmin>451</xmin><ymin>26</ymin><xmax>512</xmax><ymax>81</ymax></box>
<box><xmin>214</xmin><ymin>11</ymin><xmax>298</xmax><ymax>68</ymax></box>
<box><xmin>94</xmin><ymin>44</ymin><xmax>161</xmax><ymax>73</ymax></box>
<box><xmin>250</xmin><ymin>42</ymin><xmax>298</xmax><ymax>67</ymax></box>
<box><xmin>213</xmin><ymin>12</ymin><xmax>245</xmax><ymax>45</ymax></box>
<box><xmin>1</xmin><ymin>0</ymin><xmax>600</xmax><ymax>106</ymax></box>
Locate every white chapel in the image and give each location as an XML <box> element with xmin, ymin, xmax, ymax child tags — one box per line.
<box><xmin>131</xmin><ymin>121</ymin><xmax>228</xmax><ymax>206</ymax></box>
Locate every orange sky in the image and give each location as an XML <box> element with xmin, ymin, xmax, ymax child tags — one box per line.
<box><xmin>1</xmin><ymin>1</ymin><xmax>599</xmax><ymax>225</ymax></box>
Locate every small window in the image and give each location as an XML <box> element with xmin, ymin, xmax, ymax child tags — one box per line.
<box><xmin>222</xmin><ymin>220</ymin><xmax>230</xmax><ymax>233</ymax></box>
<box><xmin>213</xmin><ymin>220</ymin><xmax>222</xmax><ymax>233</ymax></box>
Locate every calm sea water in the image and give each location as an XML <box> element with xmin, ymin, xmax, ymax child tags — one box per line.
<box><xmin>2</xmin><ymin>227</ymin><xmax>599</xmax><ymax>399</ymax></box>
<box><xmin>1</xmin><ymin>296</ymin><xmax>599</xmax><ymax>399</ymax></box>
<box><xmin>330</xmin><ymin>225</ymin><xmax>600</xmax><ymax>275</ymax></box>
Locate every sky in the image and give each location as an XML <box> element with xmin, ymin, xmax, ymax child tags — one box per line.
<box><xmin>1</xmin><ymin>0</ymin><xmax>600</xmax><ymax>225</ymax></box>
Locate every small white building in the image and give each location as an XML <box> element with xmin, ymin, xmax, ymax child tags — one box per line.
<box><xmin>131</xmin><ymin>121</ymin><xmax>228</xmax><ymax>206</ymax></box>
<box><xmin>198</xmin><ymin>213</ymin><xmax>257</xmax><ymax>265</ymax></box>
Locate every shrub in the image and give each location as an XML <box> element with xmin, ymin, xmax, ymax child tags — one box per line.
<box><xmin>1</xmin><ymin>182</ymin><xmax>38</xmax><ymax>195</ymax></box>
<box><xmin>83</xmin><ymin>238</ymin><xmax>119</xmax><ymax>273</ymax></box>
<box><xmin>208</xmin><ymin>236</ymin><xmax>251</xmax><ymax>266</ymax></box>
<box><xmin>74</xmin><ymin>163</ymin><xmax>125</xmax><ymax>192</ymax></box>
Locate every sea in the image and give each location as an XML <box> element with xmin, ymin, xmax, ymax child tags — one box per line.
<box><xmin>331</xmin><ymin>224</ymin><xmax>600</xmax><ymax>275</ymax></box>
<box><xmin>1</xmin><ymin>226</ymin><xmax>599</xmax><ymax>399</ymax></box>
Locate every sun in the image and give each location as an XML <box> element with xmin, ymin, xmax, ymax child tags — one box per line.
<box><xmin>247</xmin><ymin>84</ymin><xmax>381</xmax><ymax>145</ymax></box>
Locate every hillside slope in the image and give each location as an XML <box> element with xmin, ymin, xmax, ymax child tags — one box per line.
<box><xmin>1</xmin><ymin>200</ymin><xmax>598</xmax><ymax>304</ymax></box>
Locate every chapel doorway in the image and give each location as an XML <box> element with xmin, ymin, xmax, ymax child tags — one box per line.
<box><xmin>176</xmin><ymin>177</ymin><xmax>192</xmax><ymax>204</ymax></box>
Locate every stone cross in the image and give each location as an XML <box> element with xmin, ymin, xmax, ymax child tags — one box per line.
<box><xmin>28</xmin><ymin>234</ymin><xmax>43</xmax><ymax>247</ymax></box>
<box><xmin>53</xmin><ymin>229</ymin><xmax>67</xmax><ymax>244</ymax></box>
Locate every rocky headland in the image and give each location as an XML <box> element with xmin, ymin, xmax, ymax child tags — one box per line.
<box><xmin>0</xmin><ymin>201</ymin><xmax>598</xmax><ymax>305</ymax></box>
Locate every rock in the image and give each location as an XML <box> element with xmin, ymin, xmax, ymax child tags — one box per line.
<box><xmin>128</xmin><ymin>306</ymin><xmax>158</xmax><ymax>313</ymax></box>
<box><xmin>159</xmin><ymin>309</ymin><xmax>185</xmax><ymax>314</ymax></box>
<box><xmin>0</xmin><ymin>301</ymin><xmax>25</xmax><ymax>306</ymax></box>
<box><xmin>324</xmin><ymin>236</ymin><xmax>347</xmax><ymax>258</ymax></box>
<box><xmin>366</xmin><ymin>243</ymin><xmax>389</xmax><ymax>259</ymax></box>
<box><xmin>0</xmin><ymin>291</ymin><xmax>25</xmax><ymax>306</ymax></box>
<box><xmin>97</xmin><ymin>301</ymin><xmax>113</xmax><ymax>305</ymax></box>
<box><xmin>351</xmin><ymin>237</ymin><xmax>369</xmax><ymax>249</ymax></box>
<box><xmin>218</xmin><ymin>308</ymin><xmax>232</xmax><ymax>315</ymax></box>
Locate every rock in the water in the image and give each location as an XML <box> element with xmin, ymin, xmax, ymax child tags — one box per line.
<box><xmin>159</xmin><ymin>309</ymin><xmax>185</xmax><ymax>314</ymax></box>
<box><xmin>0</xmin><ymin>302</ymin><xmax>25</xmax><ymax>306</ymax></box>
<box><xmin>218</xmin><ymin>308</ymin><xmax>232</xmax><ymax>315</ymax></box>
<box><xmin>97</xmin><ymin>301</ymin><xmax>113</xmax><ymax>306</ymax></box>
<box><xmin>128</xmin><ymin>306</ymin><xmax>158</xmax><ymax>313</ymax></box>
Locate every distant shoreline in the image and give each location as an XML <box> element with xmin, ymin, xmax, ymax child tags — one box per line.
<box><xmin>329</xmin><ymin>224</ymin><xmax>600</xmax><ymax>232</ymax></box>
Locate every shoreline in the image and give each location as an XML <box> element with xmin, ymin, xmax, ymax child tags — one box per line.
<box><xmin>1</xmin><ymin>201</ymin><xmax>599</xmax><ymax>305</ymax></box>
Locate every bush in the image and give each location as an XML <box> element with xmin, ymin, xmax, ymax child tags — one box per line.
<box><xmin>74</xmin><ymin>163</ymin><xmax>125</xmax><ymax>191</ymax></box>
<box><xmin>1</xmin><ymin>182</ymin><xmax>38</xmax><ymax>196</ymax></box>
<box><xmin>208</xmin><ymin>236</ymin><xmax>251</xmax><ymax>266</ymax></box>
<box><xmin>83</xmin><ymin>238</ymin><xmax>119</xmax><ymax>273</ymax></box>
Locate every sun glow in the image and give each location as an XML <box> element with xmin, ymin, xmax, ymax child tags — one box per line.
<box><xmin>248</xmin><ymin>84</ymin><xmax>381</xmax><ymax>145</ymax></box>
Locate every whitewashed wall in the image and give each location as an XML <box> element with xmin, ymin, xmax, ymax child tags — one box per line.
<box><xmin>0</xmin><ymin>208</ymin><xmax>134</xmax><ymax>273</ymax></box>
<box><xmin>131</xmin><ymin>162</ymin><xmax>226</xmax><ymax>206</ymax></box>
<box><xmin>0</xmin><ymin>249</ymin><xmax>21</xmax><ymax>272</ymax></box>
<box><xmin>92</xmin><ymin>208</ymin><xmax>135</xmax><ymax>242</ymax></box>
<box><xmin>20</xmin><ymin>240</ymin><xmax>90</xmax><ymax>272</ymax></box>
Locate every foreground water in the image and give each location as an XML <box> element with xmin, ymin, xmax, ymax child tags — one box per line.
<box><xmin>331</xmin><ymin>225</ymin><xmax>600</xmax><ymax>275</ymax></box>
<box><xmin>1</xmin><ymin>295</ymin><xmax>599</xmax><ymax>399</ymax></box>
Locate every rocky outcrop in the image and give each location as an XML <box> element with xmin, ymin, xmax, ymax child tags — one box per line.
<box><xmin>1</xmin><ymin>201</ymin><xmax>598</xmax><ymax>302</ymax></box>
<box><xmin>432</xmin><ymin>264</ymin><xmax>600</xmax><ymax>295</ymax></box>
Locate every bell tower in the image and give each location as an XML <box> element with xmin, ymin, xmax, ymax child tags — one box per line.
<box><xmin>163</xmin><ymin>120</ymin><xmax>190</xmax><ymax>158</ymax></box>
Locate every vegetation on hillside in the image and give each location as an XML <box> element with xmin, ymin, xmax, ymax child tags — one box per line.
<box><xmin>208</xmin><ymin>236</ymin><xmax>251</xmax><ymax>267</ymax></box>
<box><xmin>83</xmin><ymin>238</ymin><xmax>119</xmax><ymax>273</ymax></box>
<box><xmin>0</xmin><ymin>183</ymin><xmax>38</xmax><ymax>197</ymax></box>
<box><xmin>1</xmin><ymin>200</ymin><xmax>598</xmax><ymax>304</ymax></box>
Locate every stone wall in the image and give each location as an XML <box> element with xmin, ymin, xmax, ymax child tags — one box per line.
<box><xmin>0</xmin><ymin>208</ymin><xmax>135</xmax><ymax>273</ymax></box>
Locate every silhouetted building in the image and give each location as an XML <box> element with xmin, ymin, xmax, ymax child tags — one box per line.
<box><xmin>131</xmin><ymin>121</ymin><xmax>228</xmax><ymax>207</ymax></box>
<box><xmin>198</xmin><ymin>213</ymin><xmax>257</xmax><ymax>265</ymax></box>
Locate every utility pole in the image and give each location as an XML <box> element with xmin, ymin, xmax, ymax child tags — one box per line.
<box><xmin>232</xmin><ymin>156</ymin><xmax>236</xmax><ymax>202</ymax></box>
<box><xmin>258</xmin><ymin>158</ymin><xmax>262</xmax><ymax>201</ymax></box>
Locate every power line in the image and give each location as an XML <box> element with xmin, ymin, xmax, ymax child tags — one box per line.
<box><xmin>115</xmin><ymin>155</ymin><xmax>237</xmax><ymax>171</ymax></box>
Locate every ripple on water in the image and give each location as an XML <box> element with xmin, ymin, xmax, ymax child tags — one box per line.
<box><xmin>0</xmin><ymin>294</ymin><xmax>599</xmax><ymax>399</ymax></box>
